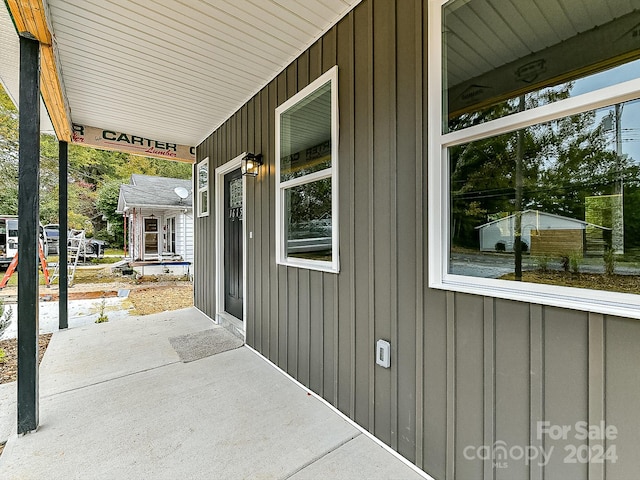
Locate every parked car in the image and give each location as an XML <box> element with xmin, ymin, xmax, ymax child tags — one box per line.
<box><xmin>44</xmin><ymin>224</ymin><xmax>60</xmax><ymax>256</ymax></box>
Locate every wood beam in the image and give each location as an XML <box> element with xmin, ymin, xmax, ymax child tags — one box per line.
<box><xmin>6</xmin><ymin>0</ymin><xmax>72</xmax><ymax>141</ymax></box>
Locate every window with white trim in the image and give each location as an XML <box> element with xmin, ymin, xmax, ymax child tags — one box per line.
<box><xmin>276</xmin><ymin>66</ymin><xmax>339</xmax><ymax>273</ymax></box>
<box><xmin>197</xmin><ymin>157</ymin><xmax>209</xmax><ymax>217</ymax></box>
<box><xmin>429</xmin><ymin>0</ymin><xmax>640</xmax><ymax>318</ymax></box>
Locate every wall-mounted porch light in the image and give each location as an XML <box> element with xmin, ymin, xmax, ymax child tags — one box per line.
<box><xmin>241</xmin><ymin>153</ymin><xmax>263</xmax><ymax>177</ymax></box>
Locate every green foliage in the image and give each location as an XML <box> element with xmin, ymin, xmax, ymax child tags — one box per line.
<box><xmin>95</xmin><ymin>298</ymin><xmax>109</xmax><ymax>323</ymax></box>
<box><xmin>0</xmin><ymin>83</ymin><xmax>192</xmax><ymax>234</ymax></box>
<box><xmin>536</xmin><ymin>256</ymin><xmax>550</xmax><ymax>272</ymax></box>
<box><xmin>569</xmin><ymin>252</ymin><xmax>581</xmax><ymax>274</ymax></box>
<box><xmin>0</xmin><ymin>85</ymin><xmax>19</xmax><ymax>215</ymax></box>
<box><xmin>96</xmin><ymin>180</ymin><xmax>124</xmax><ymax>247</ymax></box>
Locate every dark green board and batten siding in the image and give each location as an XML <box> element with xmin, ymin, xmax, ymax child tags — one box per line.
<box><xmin>194</xmin><ymin>1</ymin><xmax>640</xmax><ymax>478</ymax></box>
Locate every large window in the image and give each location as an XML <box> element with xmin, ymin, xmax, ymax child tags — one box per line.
<box><xmin>197</xmin><ymin>157</ymin><xmax>209</xmax><ymax>217</ymax></box>
<box><xmin>429</xmin><ymin>0</ymin><xmax>640</xmax><ymax>318</ymax></box>
<box><xmin>276</xmin><ymin>66</ymin><xmax>339</xmax><ymax>273</ymax></box>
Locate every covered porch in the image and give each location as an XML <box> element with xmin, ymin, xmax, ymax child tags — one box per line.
<box><xmin>0</xmin><ymin>0</ymin><xmax>362</xmax><ymax>439</ymax></box>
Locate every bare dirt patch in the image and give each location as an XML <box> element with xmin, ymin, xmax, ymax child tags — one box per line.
<box><xmin>0</xmin><ymin>333</ymin><xmax>52</xmax><ymax>384</ymax></box>
<box><xmin>500</xmin><ymin>271</ymin><xmax>640</xmax><ymax>294</ymax></box>
<box><xmin>126</xmin><ymin>284</ymin><xmax>193</xmax><ymax>316</ymax></box>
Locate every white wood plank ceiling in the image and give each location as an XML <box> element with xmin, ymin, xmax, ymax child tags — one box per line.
<box><xmin>39</xmin><ymin>0</ymin><xmax>361</xmax><ymax>147</ymax></box>
<box><xmin>4</xmin><ymin>0</ymin><xmax>636</xmax><ymax>149</ymax></box>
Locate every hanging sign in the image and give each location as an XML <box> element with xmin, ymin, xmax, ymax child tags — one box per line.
<box><xmin>71</xmin><ymin>124</ymin><xmax>195</xmax><ymax>163</ymax></box>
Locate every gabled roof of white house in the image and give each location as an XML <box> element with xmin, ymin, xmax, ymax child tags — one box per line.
<box><xmin>475</xmin><ymin>209</ymin><xmax>610</xmax><ymax>230</ymax></box>
<box><xmin>117</xmin><ymin>174</ymin><xmax>192</xmax><ymax>213</ymax></box>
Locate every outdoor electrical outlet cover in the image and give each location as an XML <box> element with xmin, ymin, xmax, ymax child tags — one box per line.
<box><xmin>376</xmin><ymin>339</ymin><xmax>391</xmax><ymax>368</ymax></box>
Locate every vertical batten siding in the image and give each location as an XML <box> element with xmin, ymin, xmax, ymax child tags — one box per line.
<box><xmin>545</xmin><ymin>308</ymin><xmax>590</xmax><ymax>479</ymax></box>
<box><xmin>529</xmin><ymin>304</ymin><xmax>545</xmax><ymax>480</ymax></box>
<box><xmin>308</xmin><ymin>40</ymin><xmax>326</xmax><ymax>399</ymax></box>
<box><xmin>454</xmin><ymin>294</ymin><xmax>484</xmax><ymax>480</ymax></box>
<box><xmin>322</xmin><ymin>27</ymin><xmax>340</xmax><ymax>410</ymax></box>
<box><xmin>413</xmin><ymin>0</ymin><xmax>425</xmax><ymax>468</ymax></box>
<box><xmin>352</xmin><ymin>1</ymin><xmax>373</xmax><ymax>430</ymax></box>
<box><xmin>372</xmin><ymin>0</ymin><xmax>395</xmax><ymax>447</ymax></box>
<box><xmin>396</xmin><ymin>0</ymin><xmax>420</xmax><ymax>461</ymax></box>
<box><xmin>495</xmin><ymin>299</ymin><xmax>531</xmax><ymax>480</ymax></box>
<box><xmin>246</xmin><ymin>98</ymin><xmax>256</xmax><ymax>348</ymax></box>
<box><xmin>606</xmin><ymin>316</ymin><xmax>640</xmax><ymax>479</ymax></box>
<box><xmin>336</xmin><ymin>11</ymin><xmax>356</xmax><ymax>421</ymax></box>
<box><xmin>193</xmin><ymin>0</ymin><xmax>640</xmax><ymax>478</ymax></box>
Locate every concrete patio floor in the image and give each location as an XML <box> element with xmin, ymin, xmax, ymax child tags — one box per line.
<box><xmin>0</xmin><ymin>307</ymin><xmax>429</xmax><ymax>479</ymax></box>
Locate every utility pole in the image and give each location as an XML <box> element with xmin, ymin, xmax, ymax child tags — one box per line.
<box><xmin>613</xmin><ymin>103</ymin><xmax>624</xmax><ymax>254</ymax></box>
<box><xmin>514</xmin><ymin>95</ymin><xmax>525</xmax><ymax>281</ymax></box>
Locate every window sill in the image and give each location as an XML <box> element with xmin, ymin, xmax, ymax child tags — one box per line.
<box><xmin>277</xmin><ymin>258</ymin><xmax>339</xmax><ymax>274</ymax></box>
<box><xmin>430</xmin><ymin>274</ymin><xmax>640</xmax><ymax>320</ymax></box>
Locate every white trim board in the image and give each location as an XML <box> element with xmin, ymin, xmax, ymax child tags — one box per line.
<box><xmin>214</xmin><ymin>153</ymin><xmax>247</xmax><ymax>338</ymax></box>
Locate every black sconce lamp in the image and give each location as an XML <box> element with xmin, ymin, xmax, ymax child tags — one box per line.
<box><xmin>241</xmin><ymin>153</ymin><xmax>263</xmax><ymax>177</ymax></box>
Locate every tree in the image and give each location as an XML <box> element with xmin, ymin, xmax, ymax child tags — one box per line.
<box><xmin>0</xmin><ymin>84</ymin><xmax>19</xmax><ymax>214</ymax></box>
<box><xmin>96</xmin><ymin>180</ymin><xmax>125</xmax><ymax>247</ymax></box>
<box><xmin>448</xmin><ymin>83</ymin><xmax>630</xmax><ymax>253</ymax></box>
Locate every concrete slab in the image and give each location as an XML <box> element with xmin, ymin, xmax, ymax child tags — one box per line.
<box><xmin>289</xmin><ymin>433</ymin><xmax>426</xmax><ymax>480</ymax></box>
<box><xmin>0</xmin><ymin>307</ymin><xmax>431</xmax><ymax>479</ymax></box>
<box><xmin>39</xmin><ymin>307</ymin><xmax>213</xmax><ymax>396</ymax></box>
<box><xmin>0</xmin><ymin>382</ymin><xmax>16</xmax><ymax>442</ymax></box>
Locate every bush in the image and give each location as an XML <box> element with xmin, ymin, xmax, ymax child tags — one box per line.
<box><xmin>536</xmin><ymin>256</ymin><xmax>549</xmax><ymax>272</ymax></box>
<box><xmin>569</xmin><ymin>251</ymin><xmax>582</xmax><ymax>275</ymax></box>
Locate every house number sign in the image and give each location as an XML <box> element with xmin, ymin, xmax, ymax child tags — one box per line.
<box><xmin>229</xmin><ymin>178</ymin><xmax>243</xmax><ymax>221</ymax></box>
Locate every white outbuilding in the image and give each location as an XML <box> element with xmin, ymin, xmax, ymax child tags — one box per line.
<box><xmin>476</xmin><ymin>209</ymin><xmax>610</xmax><ymax>254</ymax></box>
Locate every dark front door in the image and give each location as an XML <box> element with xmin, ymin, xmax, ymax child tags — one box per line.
<box><xmin>224</xmin><ymin>168</ymin><xmax>243</xmax><ymax>320</ymax></box>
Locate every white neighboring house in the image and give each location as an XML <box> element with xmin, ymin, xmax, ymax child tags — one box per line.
<box><xmin>116</xmin><ymin>174</ymin><xmax>193</xmax><ymax>264</ymax></box>
<box><xmin>476</xmin><ymin>209</ymin><xmax>609</xmax><ymax>253</ymax></box>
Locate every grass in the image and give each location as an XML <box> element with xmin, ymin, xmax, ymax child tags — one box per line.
<box><xmin>1</xmin><ymin>264</ymin><xmax>116</xmax><ymax>287</ymax></box>
<box><xmin>90</xmin><ymin>256</ymin><xmax>123</xmax><ymax>264</ymax></box>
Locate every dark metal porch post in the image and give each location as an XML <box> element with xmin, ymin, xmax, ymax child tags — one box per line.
<box><xmin>17</xmin><ymin>34</ymin><xmax>41</xmax><ymax>434</ymax></box>
<box><xmin>59</xmin><ymin>141</ymin><xmax>68</xmax><ymax>329</ymax></box>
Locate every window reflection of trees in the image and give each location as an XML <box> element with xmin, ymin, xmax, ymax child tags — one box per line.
<box><xmin>285</xmin><ymin>178</ymin><xmax>332</xmax><ymax>260</ymax></box>
<box><xmin>450</xmin><ymin>86</ymin><xmax>640</xmax><ymax>282</ymax></box>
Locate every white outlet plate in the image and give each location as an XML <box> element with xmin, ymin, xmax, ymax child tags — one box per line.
<box><xmin>376</xmin><ymin>339</ymin><xmax>391</xmax><ymax>368</ymax></box>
